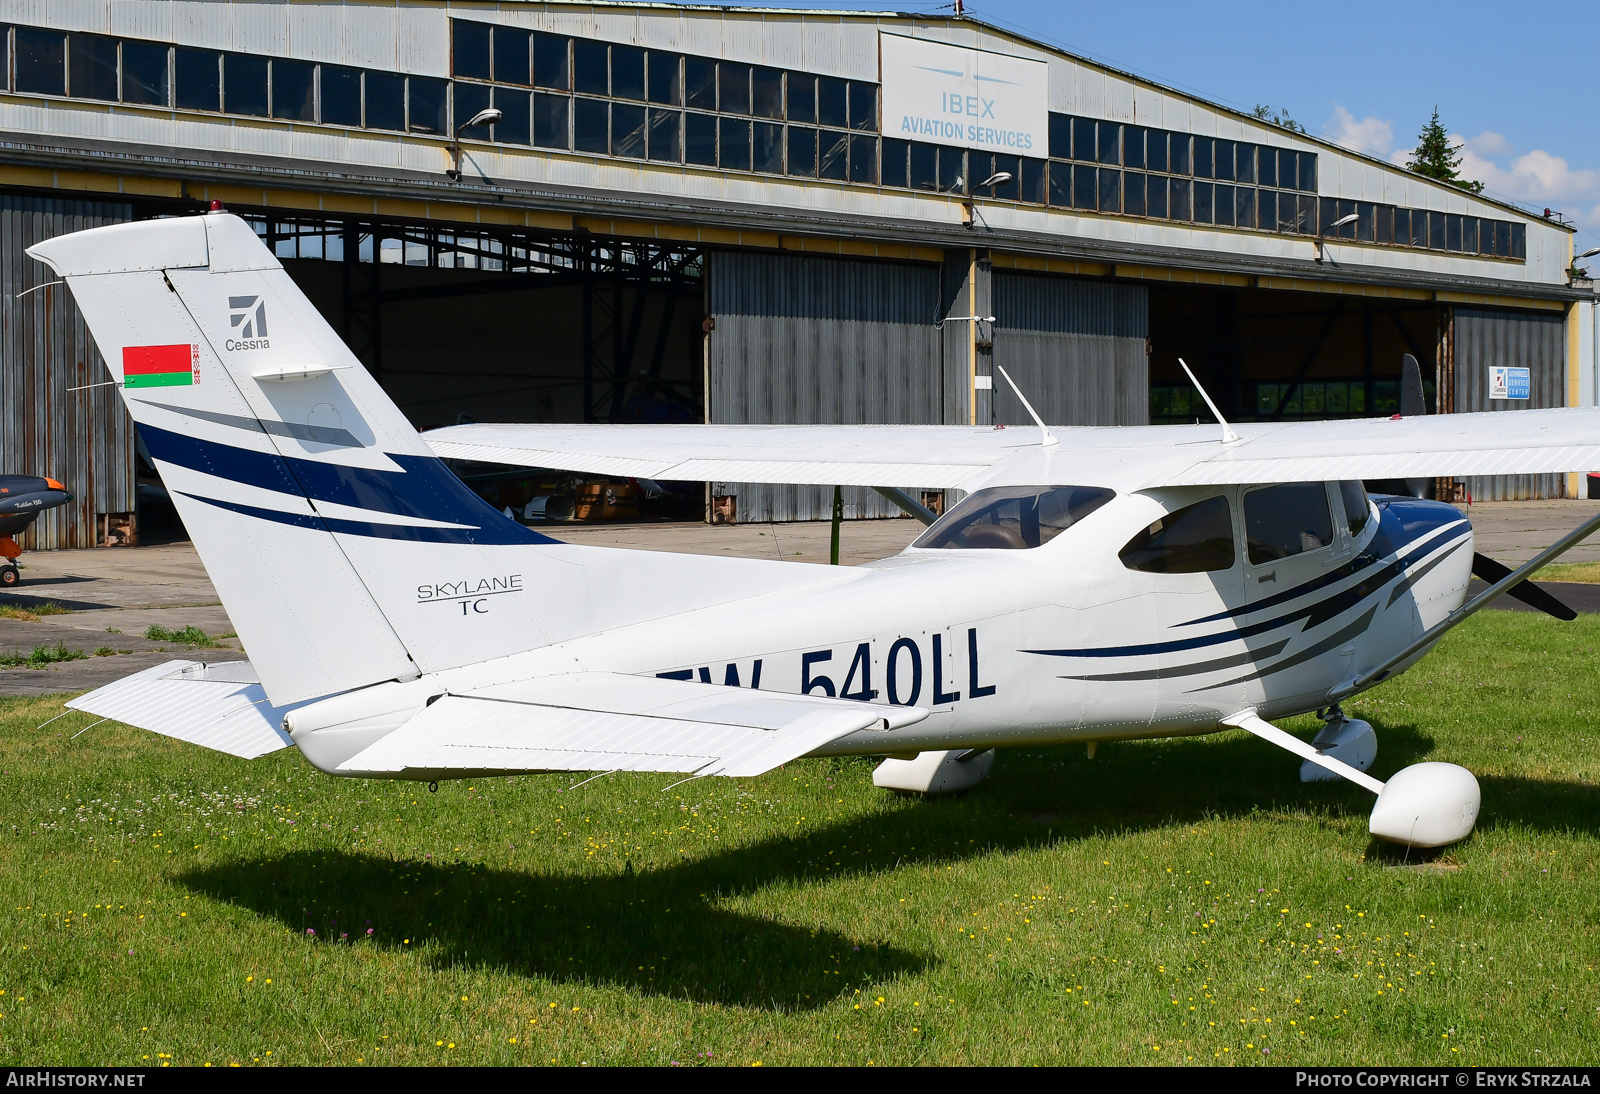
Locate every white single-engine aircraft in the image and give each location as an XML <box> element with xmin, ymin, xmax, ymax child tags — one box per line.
<box><xmin>32</xmin><ymin>213</ymin><xmax>1600</xmax><ymax>850</ymax></box>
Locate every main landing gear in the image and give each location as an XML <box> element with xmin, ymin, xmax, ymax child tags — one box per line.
<box><xmin>0</xmin><ymin>536</ymin><xmax>21</xmax><ymax>587</ymax></box>
<box><xmin>873</xmin><ymin>748</ymin><xmax>995</xmax><ymax>795</ymax></box>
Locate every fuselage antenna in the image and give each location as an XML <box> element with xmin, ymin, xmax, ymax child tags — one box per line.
<box><xmin>996</xmin><ymin>365</ymin><xmax>1059</xmax><ymax>447</ymax></box>
<box><xmin>1178</xmin><ymin>357</ymin><xmax>1240</xmax><ymax>444</ymax></box>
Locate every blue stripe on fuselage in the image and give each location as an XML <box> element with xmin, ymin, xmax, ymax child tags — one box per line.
<box><xmin>141</xmin><ymin>422</ymin><xmax>560</xmax><ymax>546</ymax></box>
<box><xmin>1026</xmin><ymin>498</ymin><xmax>1469</xmax><ymax>660</ymax></box>
<box><xmin>1178</xmin><ymin>496</ymin><xmax>1466</xmax><ymax>626</ymax></box>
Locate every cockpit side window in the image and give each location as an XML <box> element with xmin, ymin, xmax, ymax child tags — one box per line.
<box><xmin>1119</xmin><ymin>495</ymin><xmax>1235</xmax><ymax>573</ymax></box>
<box><xmin>912</xmin><ymin>485</ymin><xmax>1114</xmax><ymax>550</ymax></box>
<box><xmin>1243</xmin><ymin>482</ymin><xmax>1334</xmax><ymax>564</ymax></box>
<box><xmin>1339</xmin><ymin>479</ymin><xmax>1370</xmax><ymax>538</ymax></box>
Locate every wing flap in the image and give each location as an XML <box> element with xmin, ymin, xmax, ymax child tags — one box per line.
<box><xmin>340</xmin><ymin>673</ymin><xmax>927</xmax><ymax>779</ymax></box>
<box><xmin>65</xmin><ymin>659</ymin><xmax>301</xmax><ymax>759</ymax></box>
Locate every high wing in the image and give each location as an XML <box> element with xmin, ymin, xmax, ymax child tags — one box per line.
<box><xmin>424</xmin><ymin>407</ymin><xmax>1600</xmax><ymax>492</ymax></box>
<box><xmin>339</xmin><ymin>672</ymin><xmax>927</xmax><ymax>779</ymax></box>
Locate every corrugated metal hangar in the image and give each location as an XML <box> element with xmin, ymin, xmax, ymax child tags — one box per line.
<box><xmin>0</xmin><ymin>1</ymin><xmax>1591</xmax><ymax>547</ymax></box>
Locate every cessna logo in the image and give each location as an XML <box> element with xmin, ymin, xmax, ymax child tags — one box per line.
<box><xmin>226</xmin><ymin>295</ymin><xmax>270</xmax><ymax>350</ymax></box>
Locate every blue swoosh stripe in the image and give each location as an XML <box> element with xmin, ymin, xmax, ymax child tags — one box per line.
<box><xmin>1026</xmin><ymin>523</ymin><xmax>1467</xmax><ymax>660</ymax></box>
<box><xmin>179</xmin><ymin>491</ymin><xmax>561</xmax><ymax>545</ymax></box>
<box><xmin>1179</xmin><ymin>500</ymin><xmax>1466</xmax><ymax>626</ymax></box>
<box><xmin>142</xmin><ymin>422</ymin><xmax>560</xmax><ymax>546</ymax></box>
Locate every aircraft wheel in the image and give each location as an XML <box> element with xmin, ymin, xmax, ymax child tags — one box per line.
<box><xmin>0</xmin><ymin>565</ymin><xmax>18</xmax><ymax>587</ymax></box>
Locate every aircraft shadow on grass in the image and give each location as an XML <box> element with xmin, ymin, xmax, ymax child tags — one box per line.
<box><xmin>176</xmin><ymin>721</ymin><xmax>1600</xmax><ymax>1010</ymax></box>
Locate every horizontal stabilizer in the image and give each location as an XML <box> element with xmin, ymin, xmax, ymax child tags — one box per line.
<box><xmin>66</xmin><ymin>659</ymin><xmax>304</xmax><ymax>759</ymax></box>
<box><xmin>340</xmin><ymin>672</ymin><xmax>927</xmax><ymax>779</ymax></box>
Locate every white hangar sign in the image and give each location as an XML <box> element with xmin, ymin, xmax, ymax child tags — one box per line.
<box><xmin>880</xmin><ymin>33</ymin><xmax>1049</xmax><ymax>157</ymax></box>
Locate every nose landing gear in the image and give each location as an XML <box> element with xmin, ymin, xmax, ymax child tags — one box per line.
<box><xmin>1300</xmin><ymin>705</ymin><xmax>1377</xmax><ymax>783</ymax></box>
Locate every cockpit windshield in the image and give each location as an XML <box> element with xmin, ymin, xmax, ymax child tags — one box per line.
<box><xmin>912</xmin><ymin>485</ymin><xmax>1115</xmax><ymax>550</ymax></box>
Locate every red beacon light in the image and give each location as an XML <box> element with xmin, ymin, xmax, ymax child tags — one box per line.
<box><xmin>209</xmin><ymin>199</ymin><xmax>223</xmax><ymax>212</ymax></box>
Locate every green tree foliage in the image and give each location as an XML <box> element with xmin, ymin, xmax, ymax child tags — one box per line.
<box><xmin>1251</xmin><ymin>103</ymin><xmax>1306</xmax><ymax>134</ymax></box>
<box><xmin>1406</xmin><ymin>108</ymin><xmax>1485</xmax><ymax>194</ymax></box>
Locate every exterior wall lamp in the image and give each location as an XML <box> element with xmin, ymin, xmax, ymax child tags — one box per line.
<box><xmin>447</xmin><ymin>108</ymin><xmax>503</xmax><ymax>181</ymax></box>
<box><xmin>963</xmin><ymin>172</ymin><xmax>1014</xmax><ymax>230</ymax></box>
<box><xmin>1568</xmin><ymin>245</ymin><xmax>1600</xmax><ymax>285</ymax></box>
<box><xmin>1314</xmin><ymin>212</ymin><xmax>1361</xmax><ymax>263</ymax></box>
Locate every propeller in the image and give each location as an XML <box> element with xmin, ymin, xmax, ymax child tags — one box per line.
<box><xmin>1471</xmin><ymin>552</ymin><xmax>1578</xmax><ymax>621</ymax></box>
<box><xmin>1400</xmin><ymin>353</ymin><xmax>1427</xmax><ymax>417</ymax></box>
<box><xmin>1400</xmin><ymin>354</ymin><xmax>1430</xmax><ymax>499</ymax></box>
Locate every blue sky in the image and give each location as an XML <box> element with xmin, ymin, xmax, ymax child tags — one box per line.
<box><xmin>712</xmin><ymin>0</ymin><xmax>1600</xmax><ymax>250</ymax></box>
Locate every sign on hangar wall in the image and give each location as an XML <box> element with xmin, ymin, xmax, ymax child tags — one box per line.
<box><xmin>1489</xmin><ymin>366</ymin><xmax>1532</xmax><ymax>400</ymax></box>
<box><xmin>879</xmin><ymin>34</ymin><xmax>1049</xmax><ymax>157</ymax></box>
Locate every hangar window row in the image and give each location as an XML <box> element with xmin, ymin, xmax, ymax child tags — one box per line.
<box><xmin>3</xmin><ymin>24</ymin><xmax>451</xmax><ymax>133</ymax></box>
<box><xmin>1044</xmin><ymin>112</ymin><xmax>1523</xmax><ymax>259</ymax></box>
<box><xmin>450</xmin><ymin>19</ymin><xmax>879</xmax><ymax>130</ymax></box>
<box><xmin>1049</xmin><ymin>113</ymin><xmax>1319</xmax><ymax>192</ymax></box>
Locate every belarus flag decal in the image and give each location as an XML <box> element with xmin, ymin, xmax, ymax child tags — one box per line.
<box><xmin>123</xmin><ymin>344</ymin><xmax>198</xmax><ymax>388</ymax></box>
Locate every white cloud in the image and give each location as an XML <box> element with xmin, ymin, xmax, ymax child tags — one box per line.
<box><xmin>1455</xmin><ymin>136</ymin><xmax>1600</xmax><ymax>229</ymax></box>
<box><xmin>1320</xmin><ymin>111</ymin><xmax>1600</xmax><ymax>236</ymax></box>
<box><xmin>1463</xmin><ymin>131</ymin><xmax>1512</xmax><ymax>158</ymax></box>
<box><xmin>1324</xmin><ymin>104</ymin><xmax>1394</xmax><ymax>157</ymax></box>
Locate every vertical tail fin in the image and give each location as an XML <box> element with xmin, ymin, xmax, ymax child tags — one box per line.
<box><xmin>28</xmin><ymin>213</ymin><xmax>558</xmax><ymax>703</ymax></box>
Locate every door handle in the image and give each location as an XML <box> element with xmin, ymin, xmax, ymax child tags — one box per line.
<box><xmin>1258</xmin><ymin>570</ymin><xmax>1276</xmax><ymax>583</ymax></box>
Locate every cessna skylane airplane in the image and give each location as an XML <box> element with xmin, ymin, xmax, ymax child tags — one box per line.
<box><xmin>31</xmin><ymin>212</ymin><xmax>1600</xmax><ymax>850</ymax></box>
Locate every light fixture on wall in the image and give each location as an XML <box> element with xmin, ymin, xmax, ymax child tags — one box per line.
<box><xmin>1314</xmin><ymin>212</ymin><xmax>1361</xmax><ymax>263</ymax></box>
<box><xmin>1569</xmin><ymin>245</ymin><xmax>1600</xmax><ymax>283</ymax></box>
<box><xmin>446</xmin><ymin>108</ymin><xmax>503</xmax><ymax>181</ymax></box>
<box><xmin>963</xmin><ymin>172</ymin><xmax>1014</xmax><ymax>231</ymax></box>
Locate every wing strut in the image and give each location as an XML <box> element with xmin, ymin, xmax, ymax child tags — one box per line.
<box><xmin>872</xmin><ymin>486</ymin><xmax>938</xmax><ymax>525</ymax></box>
<box><xmin>1329</xmin><ymin>506</ymin><xmax>1600</xmax><ymax>701</ymax></box>
<box><xmin>1222</xmin><ymin>710</ymin><xmax>1384</xmax><ymax>794</ymax></box>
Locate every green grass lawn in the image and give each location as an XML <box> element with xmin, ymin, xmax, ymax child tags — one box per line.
<box><xmin>2</xmin><ymin>611</ymin><xmax>1597</xmax><ymax>1067</ymax></box>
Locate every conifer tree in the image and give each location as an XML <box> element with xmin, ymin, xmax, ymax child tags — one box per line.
<box><xmin>1406</xmin><ymin>108</ymin><xmax>1484</xmax><ymax>194</ymax></box>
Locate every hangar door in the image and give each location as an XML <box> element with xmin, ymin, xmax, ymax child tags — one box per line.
<box><xmin>1</xmin><ymin>194</ymin><xmax>136</xmax><ymax>549</ymax></box>
<box><xmin>1451</xmin><ymin>306</ymin><xmax>1567</xmax><ymax>501</ymax></box>
<box><xmin>991</xmin><ymin>273</ymin><xmax>1149</xmax><ymax>428</ymax></box>
<box><xmin>706</xmin><ymin>251</ymin><xmax>943</xmax><ymax>522</ymax></box>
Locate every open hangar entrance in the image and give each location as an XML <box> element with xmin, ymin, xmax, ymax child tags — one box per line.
<box><xmin>256</xmin><ymin>215</ymin><xmax>707</xmax><ymax>430</ymax></box>
<box><xmin>249</xmin><ymin>213</ymin><xmax>710</xmax><ymax>521</ymax></box>
<box><xmin>1141</xmin><ymin>281</ymin><xmax>1570</xmax><ymax>501</ymax></box>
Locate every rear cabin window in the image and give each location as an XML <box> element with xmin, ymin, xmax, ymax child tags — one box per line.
<box><xmin>913</xmin><ymin>486</ymin><xmax>1113</xmax><ymax>550</ymax></box>
<box><xmin>1339</xmin><ymin>479</ymin><xmax>1370</xmax><ymax>537</ymax></box>
<box><xmin>1119</xmin><ymin>495</ymin><xmax>1235</xmax><ymax>573</ymax></box>
<box><xmin>1244</xmin><ymin>482</ymin><xmax>1333</xmax><ymax>564</ymax></box>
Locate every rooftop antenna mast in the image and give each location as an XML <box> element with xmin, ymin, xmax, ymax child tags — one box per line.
<box><xmin>1178</xmin><ymin>357</ymin><xmax>1240</xmax><ymax>444</ymax></box>
<box><xmin>996</xmin><ymin>365</ymin><xmax>1058</xmax><ymax>448</ymax></box>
